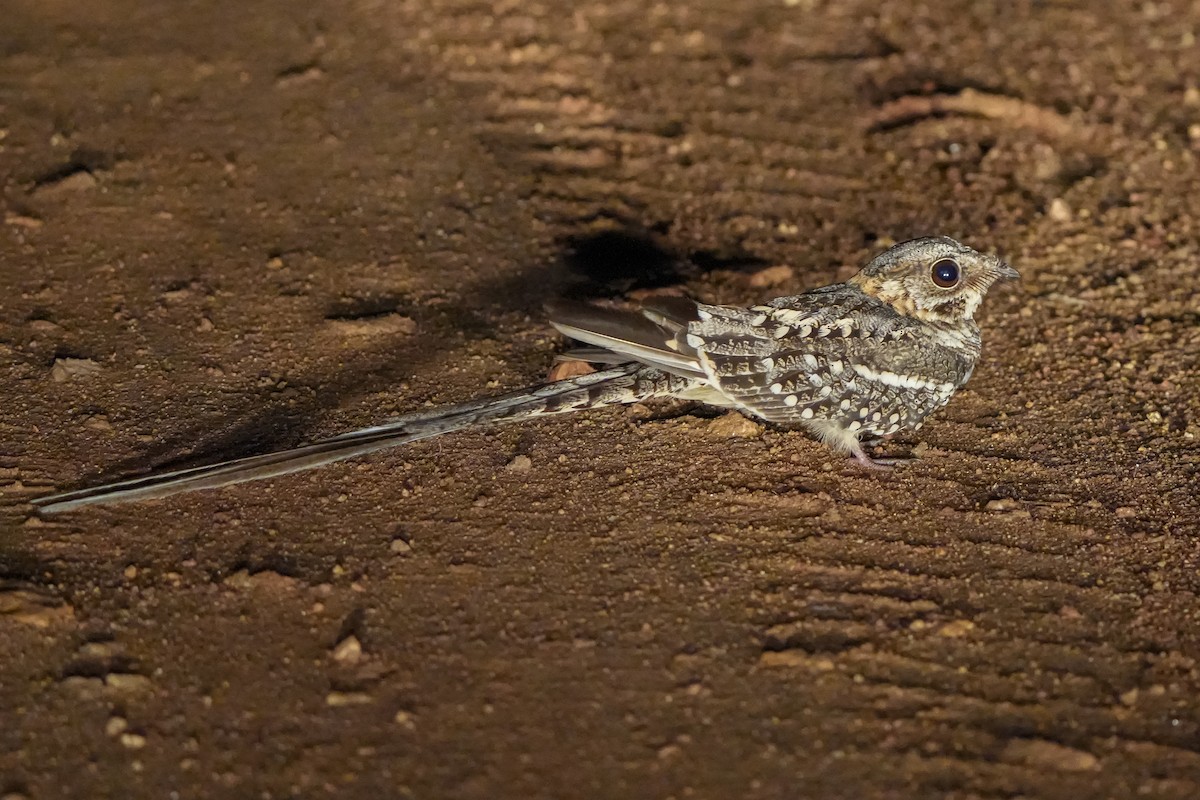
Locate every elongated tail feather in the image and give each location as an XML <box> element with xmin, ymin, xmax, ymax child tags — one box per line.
<box><xmin>33</xmin><ymin>365</ymin><xmax>686</xmax><ymax>513</ymax></box>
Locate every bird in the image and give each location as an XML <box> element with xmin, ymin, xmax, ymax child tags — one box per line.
<box><xmin>32</xmin><ymin>236</ymin><xmax>1017</xmax><ymax>513</ymax></box>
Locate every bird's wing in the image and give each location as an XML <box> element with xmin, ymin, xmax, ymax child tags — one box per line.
<box><xmin>685</xmin><ymin>287</ymin><xmax>920</xmax><ymax>423</ymax></box>
<box><xmin>545</xmin><ymin>298</ymin><xmax>709</xmax><ymax>380</ymax></box>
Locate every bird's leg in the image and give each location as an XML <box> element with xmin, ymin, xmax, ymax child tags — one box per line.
<box><xmin>848</xmin><ymin>438</ymin><xmax>911</xmax><ymax>470</ymax></box>
<box><xmin>848</xmin><ymin>440</ymin><xmax>894</xmax><ymax>470</ymax></box>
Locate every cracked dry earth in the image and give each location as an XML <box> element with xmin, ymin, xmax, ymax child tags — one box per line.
<box><xmin>2</xmin><ymin>1</ymin><xmax>1200</xmax><ymax>798</ymax></box>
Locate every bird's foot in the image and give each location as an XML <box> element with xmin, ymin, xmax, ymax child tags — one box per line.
<box><xmin>849</xmin><ymin>442</ymin><xmax>913</xmax><ymax>471</ymax></box>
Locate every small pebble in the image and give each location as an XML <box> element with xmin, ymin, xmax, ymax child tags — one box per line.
<box><xmin>6</xmin><ymin>213</ymin><xmax>43</xmax><ymax>228</ymax></box>
<box><xmin>325</xmin><ymin>314</ymin><xmax>417</xmax><ymax>339</ymax></box>
<box><xmin>50</xmin><ymin>358</ymin><xmax>102</xmax><ymax>382</ymax></box>
<box><xmin>1001</xmin><ymin>738</ymin><xmax>1099</xmax><ymax>772</ymax></box>
<box><xmin>1048</xmin><ymin>198</ymin><xmax>1072</xmax><ymax>221</ymax></box>
<box><xmin>326</xmin><ymin>691</ymin><xmax>372</xmax><ymax>707</ymax></box>
<box><xmin>657</xmin><ymin>743</ymin><xmax>683</xmax><ymax>760</ymax></box>
<box><xmin>106</xmin><ymin>674</ymin><xmax>153</xmax><ymax>693</ymax></box>
<box><xmin>60</xmin><ymin>676</ymin><xmax>105</xmax><ymax>698</ymax></box>
<box><xmin>84</xmin><ymin>415</ymin><xmax>114</xmax><ymax>431</ymax></box>
<box><xmin>505</xmin><ymin>454</ymin><xmax>532</xmax><ymax>472</ymax></box>
<box><xmin>937</xmin><ymin>619</ymin><xmax>976</xmax><ymax>638</ymax></box>
<box><xmin>35</xmin><ymin>171</ymin><xmax>98</xmax><ymax>196</ymax></box>
<box><xmin>747</xmin><ymin>264</ymin><xmax>794</xmax><ymax>288</ymax></box>
<box><xmin>705</xmin><ymin>412</ymin><xmax>762</xmax><ymax>439</ymax></box>
<box><xmin>120</xmin><ymin>732</ymin><xmax>147</xmax><ymax>750</ymax></box>
<box><xmin>331</xmin><ymin>635</ymin><xmax>363</xmax><ymax>665</ymax></box>
<box><xmin>547</xmin><ymin>360</ymin><xmax>595</xmax><ymax>381</ymax></box>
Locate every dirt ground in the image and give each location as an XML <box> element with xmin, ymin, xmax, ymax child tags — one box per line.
<box><xmin>2</xmin><ymin>0</ymin><xmax>1200</xmax><ymax>797</ymax></box>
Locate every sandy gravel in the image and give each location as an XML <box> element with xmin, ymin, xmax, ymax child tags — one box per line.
<box><xmin>2</xmin><ymin>1</ymin><xmax>1200</xmax><ymax>798</ymax></box>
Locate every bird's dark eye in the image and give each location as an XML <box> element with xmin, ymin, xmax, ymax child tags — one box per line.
<box><xmin>931</xmin><ymin>258</ymin><xmax>960</xmax><ymax>288</ymax></box>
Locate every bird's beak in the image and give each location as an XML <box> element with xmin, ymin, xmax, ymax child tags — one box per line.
<box><xmin>992</xmin><ymin>260</ymin><xmax>1020</xmax><ymax>281</ymax></box>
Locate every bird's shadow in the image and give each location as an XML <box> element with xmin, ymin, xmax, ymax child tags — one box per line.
<box><xmin>560</xmin><ymin>226</ymin><xmax>770</xmax><ymax>298</ymax></box>
<box><xmin>559</xmin><ymin>227</ymin><xmax>689</xmax><ymax>296</ymax></box>
<box><xmin>51</xmin><ymin>226</ymin><xmax>768</xmax><ymax>489</ymax></box>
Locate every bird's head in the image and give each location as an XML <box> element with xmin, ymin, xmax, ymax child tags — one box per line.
<box><xmin>849</xmin><ymin>237</ymin><xmax>1018</xmax><ymax>324</ymax></box>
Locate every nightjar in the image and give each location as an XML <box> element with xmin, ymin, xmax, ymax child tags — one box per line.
<box><xmin>35</xmin><ymin>236</ymin><xmax>1017</xmax><ymax>512</ymax></box>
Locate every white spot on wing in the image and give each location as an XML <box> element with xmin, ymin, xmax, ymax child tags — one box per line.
<box><xmin>852</xmin><ymin>363</ymin><xmax>955</xmax><ymax>394</ymax></box>
<box><xmin>772</xmin><ymin>309</ymin><xmax>817</xmax><ymax>326</ymax></box>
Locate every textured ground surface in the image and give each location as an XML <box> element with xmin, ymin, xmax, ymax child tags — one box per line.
<box><xmin>2</xmin><ymin>1</ymin><xmax>1200</xmax><ymax>798</ymax></box>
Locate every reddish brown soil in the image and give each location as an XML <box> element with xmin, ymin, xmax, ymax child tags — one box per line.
<box><xmin>3</xmin><ymin>1</ymin><xmax>1200</xmax><ymax>798</ymax></box>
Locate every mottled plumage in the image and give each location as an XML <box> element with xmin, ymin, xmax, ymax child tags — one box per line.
<box><xmin>34</xmin><ymin>237</ymin><xmax>1016</xmax><ymax>512</ymax></box>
